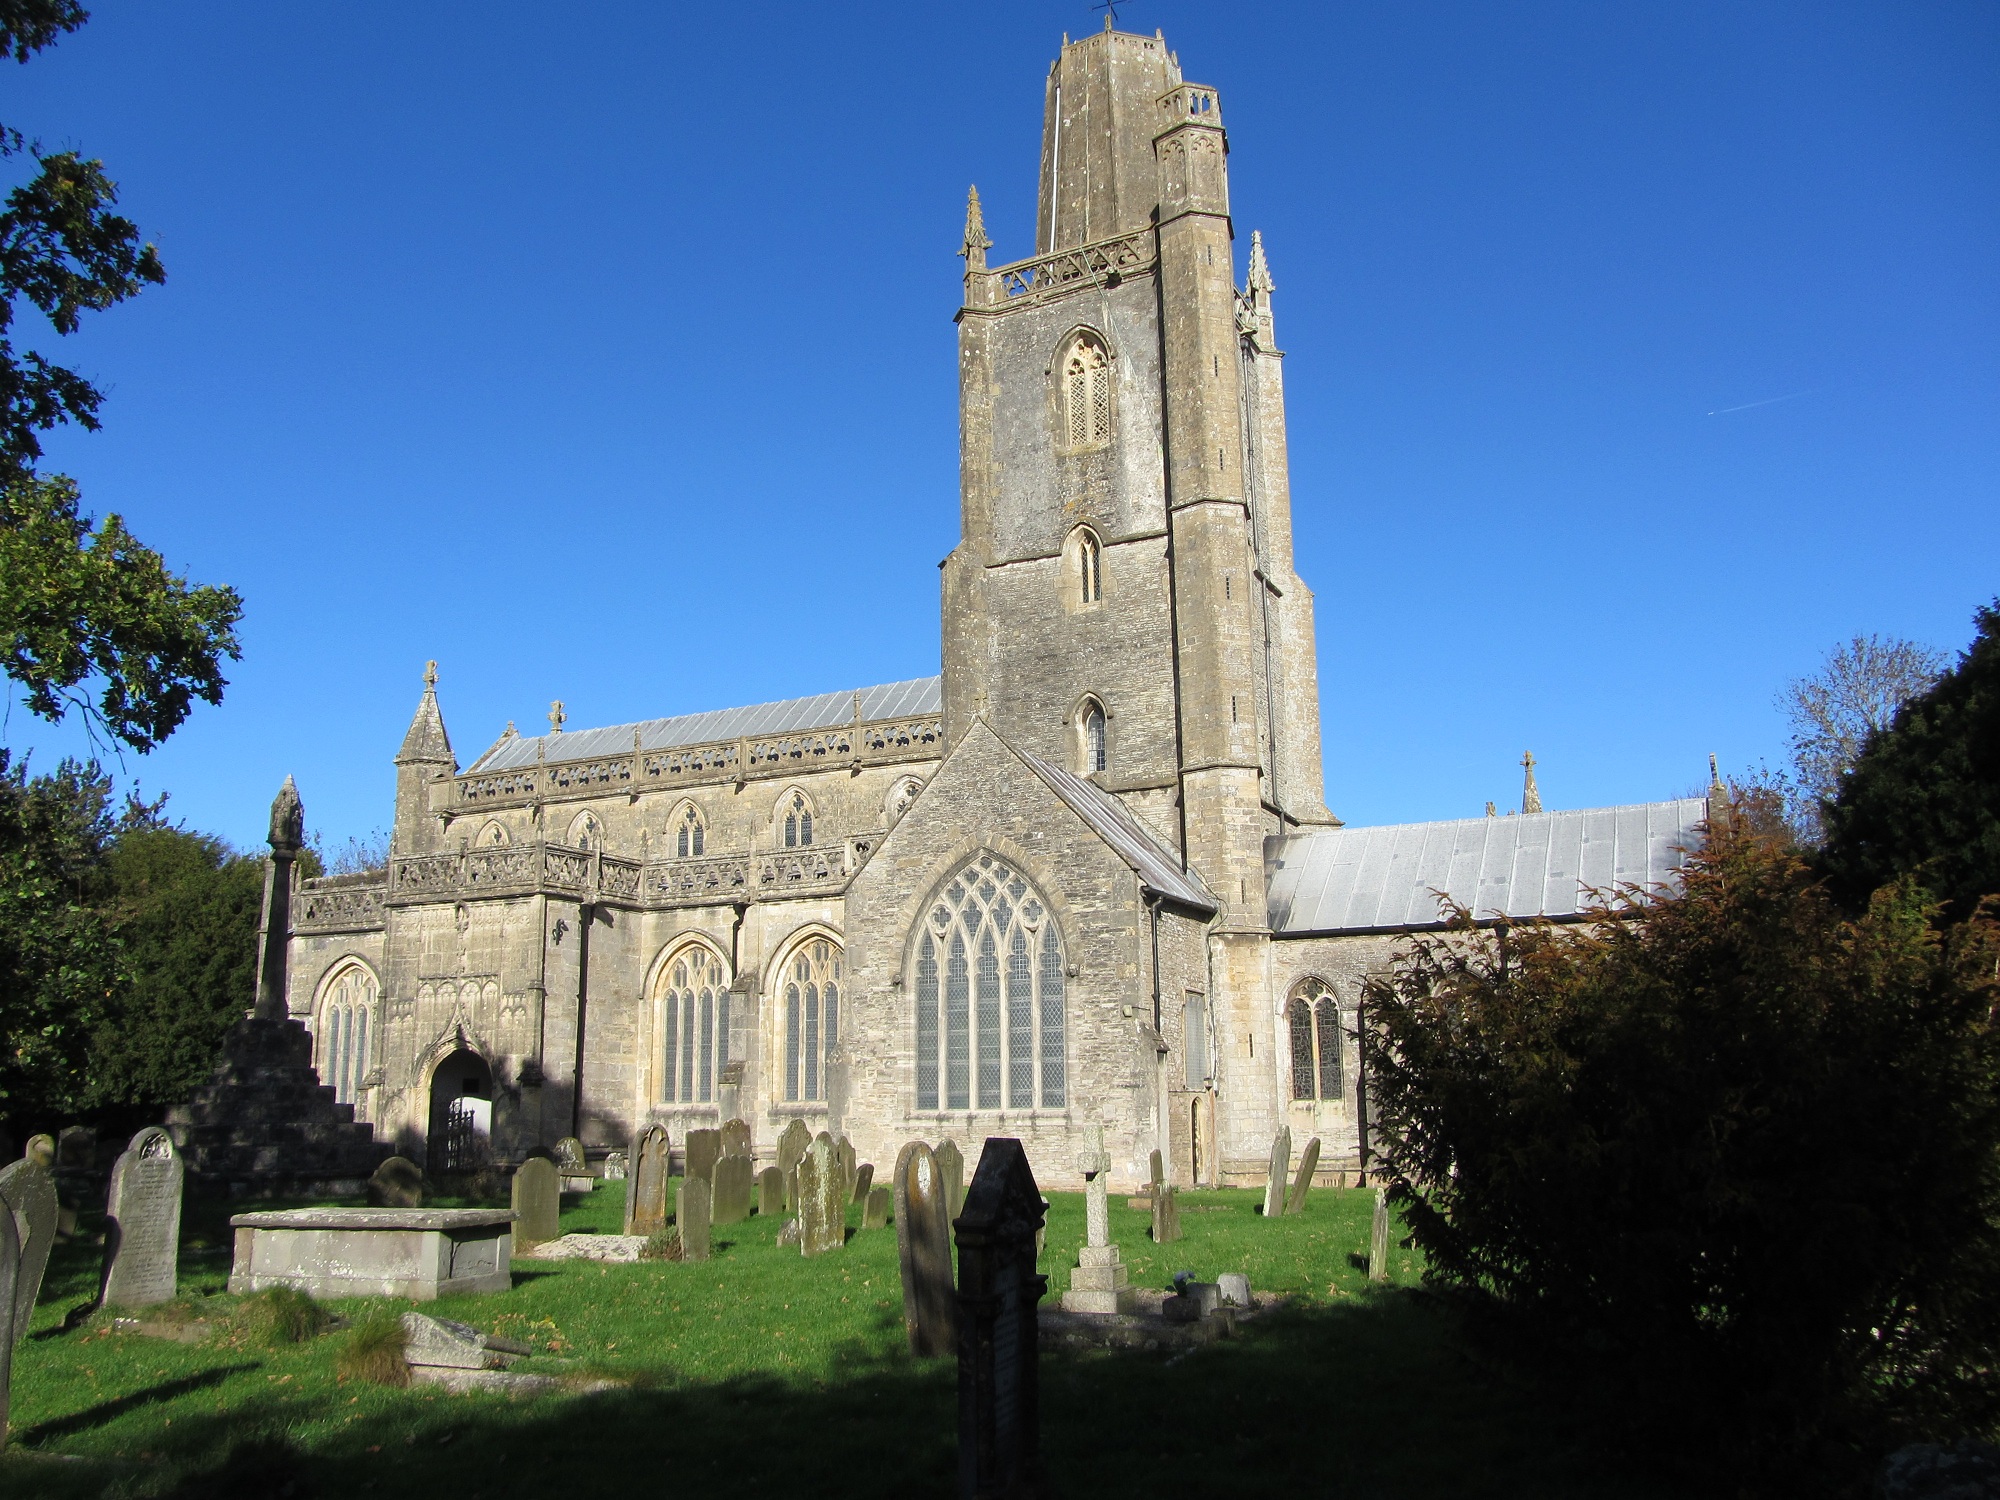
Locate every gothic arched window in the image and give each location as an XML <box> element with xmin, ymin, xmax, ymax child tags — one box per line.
<box><xmin>317</xmin><ymin>962</ymin><xmax>378</xmax><ymax>1108</ymax></box>
<box><xmin>780</xmin><ymin>789</ymin><xmax>815</xmax><ymax>849</ymax></box>
<box><xmin>656</xmin><ymin>942</ymin><xmax>730</xmax><ymax>1105</ymax></box>
<box><xmin>478</xmin><ymin>819</ymin><xmax>509</xmax><ymax>847</ymax></box>
<box><xmin>566</xmin><ymin>809</ymin><xmax>601</xmax><ymax>850</ymax></box>
<box><xmin>1061</xmin><ymin>333</ymin><xmax>1112</xmax><ymax>449</ymax></box>
<box><xmin>886</xmin><ymin>776</ymin><xmax>924</xmax><ymax>828</ymax></box>
<box><xmin>1288</xmin><ymin>978</ymin><xmax>1344</xmax><ymax>1101</ymax></box>
<box><xmin>782</xmin><ymin>936</ymin><xmax>843</xmax><ymax>1102</ymax></box>
<box><xmin>1077</xmin><ymin>528</ymin><xmax>1102</xmax><ymax>604</ymax></box>
<box><xmin>913</xmin><ymin>853</ymin><xmax>1065</xmax><ymax>1112</ymax></box>
<box><xmin>674</xmin><ymin>802</ymin><xmax>706</xmax><ymax>859</ymax></box>
<box><xmin>1079</xmin><ymin>699</ymin><xmax>1107</xmax><ymax>775</ymax></box>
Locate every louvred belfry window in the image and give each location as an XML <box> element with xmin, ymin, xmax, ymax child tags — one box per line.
<box><xmin>914</xmin><ymin>853</ymin><xmax>1065</xmax><ymax>1111</ymax></box>
<box><xmin>1063</xmin><ymin>334</ymin><xmax>1111</xmax><ymax>448</ymax></box>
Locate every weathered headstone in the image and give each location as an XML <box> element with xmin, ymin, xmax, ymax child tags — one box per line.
<box><xmin>684</xmin><ymin>1127</ymin><xmax>722</xmax><ymax>1184</ymax></box>
<box><xmin>56</xmin><ymin>1125</ymin><xmax>96</xmax><ymax>1173</ymax></box>
<box><xmin>757</xmin><ymin>1165</ymin><xmax>785</xmax><ymax>1217</ymax></box>
<box><xmin>834</xmin><ymin>1136</ymin><xmax>858</xmax><ymax>1201</ymax></box>
<box><xmin>797</xmin><ymin>1133</ymin><xmax>845</xmax><ymax>1257</ymax></box>
<box><xmin>1286</xmin><ymin>1136</ymin><xmax>1322</xmax><ymax>1216</ymax></box>
<box><xmin>601</xmin><ymin>1149</ymin><xmax>628</xmax><ymax>1181</ymax></box>
<box><xmin>718</xmin><ymin>1060</ymin><xmax>745</xmax><ymax>1127</ymax></box>
<box><xmin>956</xmin><ymin>1137</ymin><xmax>1048</xmax><ymax>1500</ymax></box>
<box><xmin>777</xmin><ymin>1119</ymin><xmax>811</xmax><ymax>1209</ymax></box>
<box><xmin>625</xmin><ymin>1125</ymin><xmax>671</xmax><ymax>1237</ymax></box>
<box><xmin>895</xmin><ymin>1141</ymin><xmax>955</xmax><ymax>1356</ymax></box>
<box><xmin>100</xmin><ymin>1127</ymin><xmax>183</xmax><ymax>1309</ymax></box>
<box><xmin>677</xmin><ymin>1176</ymin><xmax>712</xmax><ymax>1262</ymax></box>
<box><xmin>1261</xmin><ymin>1126</ymin><xmax>1292</xmax><ymax>1219</ymax></box>
<box><xmin>1060</xmin><ymin>1124</ymin><xmax>1135</xmax><ymax>1314</ymax></box>
<box><xmin>711</xmin><ymin>1153</ymin><xmax>753</xmax><ymax>1226</ymax></box>
<box><xmin>864</xmin><ymin>1184</ymin><xmax>891</xmax><ymax>1229</ymax></box>
<box><xmin>1148</xmin><ymin>1148</ymin><xmax>1181</xmax><ymax>1245</ymax></box>
<box><xmin>0</xmin><ymin>1199</ymin><xmax>17</xmax><ymax>1449</ymax></box>
<box><xmin>1368</xmin><ymin>1185</ymin><xmax>1391</xmax><ymax>1284</ymax></box>
<box><xmin>552</xmin><ymin>1137</ymin><xmax>586</xmax><ymax>1173</ymax></box>
<box><xmin>935</xmin><ymin>1138</ymin><xmax>965</xmax><ymax>1221</ymax></box>
<box><xmin>720</xmin><ymin>1117</ymin><xmax>752</xmax><ymax>1160</ymax></box>
<box><xmin>368</xmin><ymin>1155</ymin><xmax>426</xmax><ymax>1208</ymax></box>
<box><xmin>852</xmin><ymin>1161</ymin><xmax>875</xmax><ymax>1206</ymax></box>
<box><xmin>511</xmin><ymin>1158</ymin><xmax>561</xmax><ymax>1251</ymax></box>
<box><xmin>0</xmin><ymin>1154</ymin><xmax>56</xmax><ymax>1344</ymax></box>
<box><xmin>1217</xmin><ymin>1271</ymin><xmax>1252</xmax><ymax>1309</ymax></box>
<box><xmin>24</xmin><ymin>1136</ymin><xmax>53</xmax><ymax>1170</ymax></box>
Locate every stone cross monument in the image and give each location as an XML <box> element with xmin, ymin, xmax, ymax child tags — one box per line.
<box><xmin>251</xmin><ymin>776</ymin><xmax>303</xmax><ymax>1021</ymax></box>
<box><xmin>1059</xmin><ymin>1123</ymin><xmax>1135</xmax><ymax>1315</ymax></box>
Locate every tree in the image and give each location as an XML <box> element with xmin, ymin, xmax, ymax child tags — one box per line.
<box><xmin>1363</xmin><ymin>824</ymin><xmax>2000</xmax><ymax>1491</ymax></box>
<box><xmin>1779</xmin><ymin>634</ymin><xmax>1946</xmax><ymax>843</ymax></box>
<box><xmin>1819</xmin><ymin>603</ymin><xmax>2000</xmax><ymax>922</ymax></box>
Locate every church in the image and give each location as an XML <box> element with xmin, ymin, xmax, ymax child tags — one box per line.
<box><xmin>286</xmin><ymin>25</ymin><xmax>1708</xmax><ymax>1191</ymax></box>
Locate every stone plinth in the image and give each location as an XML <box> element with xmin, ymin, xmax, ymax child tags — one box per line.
<box><xmin>229</xmin><ymin>1207</ymin><xmax>515</xmax><ymax>1300</ymax></box>
<box><xmin>1060</xmin><ymin>1241</ymin><xmax>1138</xmax><ymax>1314</ymax></box>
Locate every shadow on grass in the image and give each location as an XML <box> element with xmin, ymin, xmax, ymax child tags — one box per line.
<box><xmin>112</xmin><ymin>1293</ymin><xmax>1687</xmax><ymax>1500</ymax></box>
<box><xmin>15</xmin><ymin>1364</ymin><xmax>261</xmax><ymax>1444</ymax></box>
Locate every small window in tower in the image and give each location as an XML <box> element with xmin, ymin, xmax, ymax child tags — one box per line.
<box><xmin>1080</xmin><ymin>700</ymin><xmax>1107</xmax><ymax>774</ymax></box>
<box><xmin>1061</xmin><ymin>333</ymin><xmax>1112</xmax><ymax>450</ymax></box>
<box><xmin>1078</xmin><ymin>530</ymin><xmax>1102</xmax><ymax>605</ymax></box>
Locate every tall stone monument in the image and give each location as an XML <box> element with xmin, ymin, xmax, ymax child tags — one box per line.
<box><xmin>101</xmin><ymin>1128</ymin><xmax>184</xmax><ymax>1308</ymax></box>
<box><xmin>797</xmin><ymin>1133</ymin><xmax>845</xmax><ymax>1257</ymax></box>
<box><xmin>625</xmin><ymin>1125</ymin><xmax>670</xmax><ymax>1237</ymax></box>
<box><xmin>1059</xmin><ymin>1124</ymin><xmax>1135</xmax><ymax>1315</ymax></box>
<box><xmin>167</xmin><ymin>779</ymin><xmax>389</xmax><ymax>1195</ymax></box>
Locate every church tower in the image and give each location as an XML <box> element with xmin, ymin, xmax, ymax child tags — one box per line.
<box><xmin>943</xmin><ymin>24</ymin><xmax>1334</xmax><ymax>1166</ymax></box>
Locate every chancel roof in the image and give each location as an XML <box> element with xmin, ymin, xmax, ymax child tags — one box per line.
<box><xmin>1266</xmin><ymin>798</ymin><xmax>1710</xmax><ymax>936</ymax></box>
<box><xmin>1017</xmin><ymin>749</ymin><xmax>1218</xmax><ymax>915</ymax></box>
<box><xmin>468</xmin><ymin>677</ymin><xmax>942</xmax><ymax>773</ymax></box>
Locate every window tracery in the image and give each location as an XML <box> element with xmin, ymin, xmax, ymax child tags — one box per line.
<box><xmin>317</xmin><ymin>962</ymin><xmax>378</xmax><ymax>1107</ymax></box>
<box><xmin>781</xmin><ymin>936</ymin><xmax>843</xmax><ymax>1103</ymax></box>
<box><xmin>779</xmin><ymin>789</ymin><xmax>815</xmax><ymax>849</ymax></box>
<box><xmin>1061</xmin><ymin>332</ymin><xmax>1112</xmax><ymax>449</ymax></box>
<box><xmin>673</xmin><ymin>802</ymin><xmax>706</xmax><ymax>859</ymax></box>
<box><xmin>566</xmin><ymin>809</ymin><xmax>602</xmax><ymax>850</ymax></box>
<box><xmin>913</xmin><ymin>853</ymin><xmax>1065</xmax><ymax>1112</ymax></box>
<box><xmin>886</xmin><ymin>777</ymin><xmax>924</xmax><ymax>828</ymax></box>
<box><xmin>656</xmin><ymin>942</ymin><xmax>729</xmax><ymax>1104</ymax></box>
<box><xmin>478</xmin><ymin>820</ymin><xmax>509</xmax><ymax>847</ymax></box>
<box><xmin>1287</xmin><ymin>978</ymin><xmax>1344</xmax><ymax>1101</ymax></box>
<box><xmin>1079</xmin><ymin>699</ymin><xmax>1108</xmax><ymax>775</ymax></box>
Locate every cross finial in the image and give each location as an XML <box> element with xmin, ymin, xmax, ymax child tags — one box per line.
<box><xmin>1708</xmin><ymin>752</ymin><xmax>1724</xmax><ymax>793</ymax></box>
<box><xmin>548</xmin><ymin>700</ymin><xmax>566</xmax><ymax>734</ymax></box>
<box><xmin>423</xmin><ymin>659</ymin><xmax>438</xmax><ymax>690</ymax></box>
<box><xmin>960</xmin><ymin>185</ymin><xmax>991</xmax><ymax>270</ymax></box>
<box><xmin>1520</xmin><ymin>751</ymin><xmax>1543</xmax><ymax>815</ymax></box>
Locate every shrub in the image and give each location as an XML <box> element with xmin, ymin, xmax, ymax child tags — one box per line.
<box><xmin>232</xmin><ymin>1287</ymin><xmax>330</xmax><ymax>1347</ymax></box>
<box><xmin>1364</xmin><ymin>821</ymin><xmax>2000</xmax><ymax>1490</ymax></box>
<box><xmin>641</xmin><ymin>1226</ymin><xmax>683</xmax><ymax>1261</ymax></box>
<box><xmin>335</xmin><ymin>1315</ymin><xmax>409</xmax><ymax>1387</ymax></box>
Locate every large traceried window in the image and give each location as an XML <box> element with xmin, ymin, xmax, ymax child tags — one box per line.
<box><xmin>782</xmin><ymin>936</ymin><xmax>842</xmax><ymax>1102</ymax></box>
<box><xmin>657</xmin><ymin>942</ymin><xmax>730</xmax><ymax>1105</ymax></box>
<box><xmin>674</xmin><ymin>802</ymin><xmax>706</xmax><ymax>859</ymax></box>
<box><xmin>317</xmin><ymin>962</ymin><xmax>378</xmax><ymax>1107</ymax></box>
<box><xmin>1288</xmin><ymin>978</ymin><xmax>1344</xmax><ymax>1101</ymax></box>
<box><xmin>914</xmin><ymin>853</ymin><xmax>1065</xmax><ymax>1112</ymax></box>
<box><xmin>779</xmin><ymin>790</ymin><xmax>814</xmax><ymax>849</ymax></box>
<box><xmin>1062</xmin><ymin>333</ymin><xmax>1112</xmax><ymax>449</ymax></box>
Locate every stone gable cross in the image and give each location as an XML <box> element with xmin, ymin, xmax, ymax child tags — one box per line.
<box><xmin>548</xmin><ymin>700</ymin><xmax>566</xmax><ymax>734</ymax></box>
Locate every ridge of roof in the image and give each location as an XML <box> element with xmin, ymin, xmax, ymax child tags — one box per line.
<box><xmin>1015</xmin><ymin>745</ymin><xmax>1218</xmax><ymax>915</ymax></box>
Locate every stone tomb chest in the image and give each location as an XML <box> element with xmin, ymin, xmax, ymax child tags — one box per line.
<box><xmin>229</xmin><ymin>1208</ymin><xmax>516</xmax><ymax>1300</ymax></box>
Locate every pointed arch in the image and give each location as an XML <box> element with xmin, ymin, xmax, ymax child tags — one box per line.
<box><xmin>1074</xmin><ymin>694</ymin><xmax>1109</xmax><ymax>775</ymax></box>
<box><xmin>1057</xmin><ymin>328</ymin><xmax>1113</xmax><ymax>450</ymax></box>
<box><xmin>773</xmin><ymin>786</ymin><xmax>817</xmax><ymax>849</ymax></box>
<box><xmin>313</xmin><ymin>958</ymin><xmax>380</xmax><ymax>1110</ymax></box>
<box><xmin>669</xmin><ymin>799</ymin><xmax>708</xmax><ymax>859</ymax></box>
<box><xmin>770</xmin><ymin>924</ymin><xmax>844</xmax><ymax>1104</ymax></box>
<box><xmin>1287</xmin><ymin>976</ymin><xmax>1344</xmax><ymax>1102</ymax></box>
<box><xmin>1067</xmin><ymin>525</ymin><xmax>1104</xmax><ymax>607</ymax></box>
<box><xmin>476</xmin><ymin>818</ymin><xmax>510</xmax><ymax>848</ymax></box>
<box><xmin>648</xmin><ymin>935</ymin><xmax>732</xmax><ymax>1105</ymax></box>
<box><xmin>909</xmin><ymin>851</ymin><xmax>1065</xmax><ymax>1112</ymax></box>
<box><xmin>565</xmin><ymin>807</ymin><xmax>602</xmax><ymax>850</ymax></box>
<box><xmin>884</xmin><ymin>775</ymin><xmax>926</xmax><ymax>828</ymax></box>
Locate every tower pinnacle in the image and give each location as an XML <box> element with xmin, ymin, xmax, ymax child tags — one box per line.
<box><xmin>1521</xmin><ymin>752</ymin><xmax>1543</xmax><ymax>815</ymax></box>
<box><xmin>960</xmin><ymin>185</ymin><xmax>991</xmax><ymax>271</ymax></box>
<box><xmin>1247</xmin><ymin>230</ymin><xmax>1274</xmax><ymax>294</ymax></box>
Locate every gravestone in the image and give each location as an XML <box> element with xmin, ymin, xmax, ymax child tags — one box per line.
<box><xmin>894</xmin><ymin>1141</ymin><xmax>955</xmax><ymax>1356</ymax></box>
<box><xmin>1059</xmin><ymin>1124</ymin><xmax>1135</xmax><ymax>1314</ymax></box>
<box><xmin>56</xmin><ymin>1126</ymin><xmax>96</xmax><ymax>1173</ymax></box>
<box><xmin>711</xmin><ymin>1153</ymin><xmax>753</xmax><ymax>1226</ymax></box>
<box><xmin>625</xmin><ymin>1125</ymin><xmax>671</xmax><ymax>1237</ymax></box>
<box><xmin>1368</xmin><ymin>1186</ymin><xmax>1391</xmax><ymax>1284</ymax></box>
<box><xmin>757</xmin><ymin>1166</ymin><xmax>785</xmax><ymax>1217</ymax></box>
<box><xmin>552</xmin><ymin>1137</ymin><xmax>587</xmax><ymax>1174</ymax></box>
<box><xmin>776</xmin><ymin>1119</ymin><xmax>811</xmax><ymax>1209</ymax></box>
<box><xmin>720</xmin><ymin>1117</ymin><xmax>752</xmax><ymax>1160</ymax></box>
<box><xmin>1216</xmin><ymin>1272</ymin><xmax>1252</xmax><ymax>1309</ymax></box>
<box><xmin>684</xmin><ymin>1128</ymin><xmax>722</xmax><ymax>1184</ymax></box>
<box><xmin>1286</xmin><ymin>1137</ymin><xmax>1322</xmax><ymax>1215</ymax></box>
<box><xmin>852</xmin><ymin>1161</ymin><xmax>875</xmax><ymax>1206</ymax></box>
<box><xmin>1262</xmin><ymin>1126</ymin><xmax>1292</xmax><ymax>1219</ymax></box>
<box><xmin>369</xmin><ymin>1156</ymin><xmax>426</xmax><ymax>1208</ymax></box>
<box><xmin>0</xmin><ymin>1198</ymin><xmax>16</xmax><ymax>1449</ymax></box>
<box><xmin>834</xmin><ymin>1136</ymin><xmax>858</xmax><ymax>1201</ymax></box>
<box><xmin>797</xmin><ymin>1134</ymin><xmax>845</xmax><ymax>1257</ymax></box>
<box><xmin>601</xmin><ymin>1150</ymin><xmax>628</xmax><ymax>1181</ymax></box>
<box><xmin>510</xmin><ymin>1158</ymin><xmax>561</xmax><ymax>1251</ymax></box>
<box><xmin>1148</xmin><ymin>1150</ymin><xmax>1181</xmax><ymax>1246</ymax></box>
<box><xmin>955</xmin><ymin>1137</ymin><xmax>1048</xmax><ymax>1500</ymax></box>
<box><xmin>864</xmin><ymin>1185</ymin><xmax>891</xmax><ymax>1229</ymax></box>
<box><xmin>718</xmin><ymin>1060</ymin><xmax>745</xmax><ymax>1127</ymax></box>
<box><xmin>935</xmin><ymin>1138</ymin><xmax>965</xmax><ymax>1221</ymax></box>
<box><xmin>24</xmin><ymin>1136</ymin><xmax>53</xmax><ymax>1170</ymax></box>
<box><xmin>100</xmin><ymin>1127</ymin><xmax>183</xmax><ymax>1308</ymax></box>
<box><xmin>677</xmin><ymin>1176</ymin><xmax>712</xmax><ymax>1261</ymax></box>
<box><xmin>0</xmin><ymin>1154</ymin><xmax>56</xmax><ymax>1343</ymax></box>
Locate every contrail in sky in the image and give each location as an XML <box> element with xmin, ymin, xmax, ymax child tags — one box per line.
<box><xmin>1706</xmin><ymin>391</ymin><xmax>1810</xmax><ymax>416</ymax></box>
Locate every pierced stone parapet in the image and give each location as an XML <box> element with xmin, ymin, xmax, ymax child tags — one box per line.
<box><xmin>296</xmin><ymin>878</ymin><xmax>388</xmax><ymax>933</ymax></box>
<box><xmin>973</xmin><ymin>230</ymin><xmax>1158</xmax><ymax>312</ymax></box>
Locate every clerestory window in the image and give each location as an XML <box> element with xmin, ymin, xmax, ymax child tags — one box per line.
<box><xmin>1288</xmin><ymin>978</ymin><xmax>1344</xmax><ymax>1101</ymax></box>
<box><xmin>914</xmin><ymin>853</ymin><xmax>1066</xmax><ymax>1112</ymax></box>
<box><xmin>1062</xmin><ymin>333</ymin><xmax>1112</xmax><ymax>449</ymax></box>
<box><xmin>674</xmin><ymin>802</ymin><xmax>706</xmax><ymax>859</ymax></box>
<box><xmin>781</xmin><ymin>790</ymin><xmax>814</xmax><ymax>849</ymax></box>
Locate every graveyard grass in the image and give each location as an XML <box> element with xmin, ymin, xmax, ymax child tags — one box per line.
<box><xmin>4</xmin><ymin>1184</ymin><xmax>1694</xmax><ymax>1498</ymax></box>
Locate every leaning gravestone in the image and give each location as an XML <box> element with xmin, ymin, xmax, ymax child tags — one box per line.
<box><xmin>894</xmin><ymin>1141</ymin><xmax>955</xmax><ymax>1357</ymax></box>
<box><xmin>776</xmin><ymin>1119</ymin><xmax>811</xmax><ymax>1208</ymax></box>
<box><xmin>677</xmin><ymin>1176</ymin><xmax>712</xmax><ymax>1262</ymax></box>
<box><xmin>684</xmin><ymin>1128</ymin><xmax>722</xmax><ymax>1184</ymax></box>
<box><xmin>625</xmin><ymin>1125</ymin><xmax>671</xmax><ymax>1237</ymax></box>
<box><xmin>511</xmin><ymin>1158</ymin><xmax>561</xmax><ymax>1251</ymax></box>
<box><xmin>1148</xmin><ymin>1149</ymin><xmax>1181</xmax><ymax>1246</ymax></box>
<box><xmin>711</xmin><ymin>1153</ymin><xmax>753</xmax><ymax>1226</ymax></box>
<box><xmin>369</xmin><ymin>1155</ymin><xmax>426</xmax><ymax>1209</ymax></box>
<box><xmin>956</xmin><ymin>1137</ymin><xmax>1048</xmax><ymax>1500</ymax></box>
<box><xmin>852</xmin><ymin>1161</ymin><xmax>875</xmax><ymax>1206</ymax></box>
<box><xmin>720</xmin><ymin>1117</ymin><xmax>752</xmax><ymax>1160</ymax></box>
<box><xmin>757</xmin><ymin>1165</ymin><xmax>785</xmax><ymax>1217</ymax></box>
<box><xmin>0</xmin><ymin>1200</ymin><xmax>17</xmax><ymax>1449</ymax></box>
<box><xmin>0</xmin><ymin>1153</ymin><xmax>56</xmax><ymax>1343</ymax></box>
<box><xmin>1262</xmin><ymin>1126</ymin><xmax>1292</xmax><ymax>1219</ymax></box>
<box><xmin>864</xmin><ymin>1185</ymin><xmax>891</xmax><ymax>1229</ymax></box>
<box><xmin>934</xmin><ymin>1138</ymin><xmax>965</xmax><ymax>1222</ymax></box>
<box><xmin>1286</xmin><ymin>1136</ymin><xmax>1322</xmax><ymax>1216</ymax></box>
<box><xmin>101</xmin><ymin>1128</ymin><xmax>183</xmax><ymax>1309</ymax></box>
<box><xmin>797</xmin><ymin>1133</ymin><xmax>845</xmax><ymax>1257</ymax></box>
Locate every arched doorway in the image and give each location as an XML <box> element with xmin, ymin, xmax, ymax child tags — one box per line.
<box><xmin>426</xmin><ymin>1049</ymin><xmax>494</xmax><ymax>1171</ymax></box>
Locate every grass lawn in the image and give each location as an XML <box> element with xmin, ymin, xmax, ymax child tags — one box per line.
<box><xmin>2</xmin><ymin>1180</ymin><xmax>1691</xmax><ymax>1498</ymax></box>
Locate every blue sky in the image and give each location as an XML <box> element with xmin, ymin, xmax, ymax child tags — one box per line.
<box><xmin>6</xmin><ymin>1</ymin><xmax>1995</xmax><ymax>850</ymax></box>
